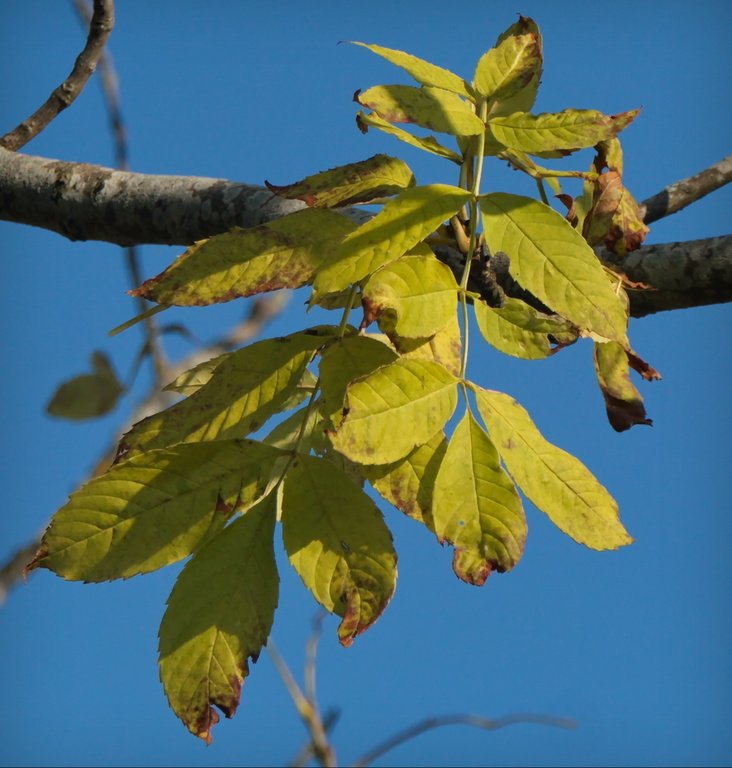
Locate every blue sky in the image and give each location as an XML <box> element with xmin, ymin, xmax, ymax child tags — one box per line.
<box><xmin>1</xmin><ymin>2</ymin><xmax>730</xmax><ymax>766</ymax></box>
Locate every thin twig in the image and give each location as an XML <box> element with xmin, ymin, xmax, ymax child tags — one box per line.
<box><xmin>640</xmin><ymin>153</ymin><xmax>732</xmax><ymax>225</ymax></box>
<box><xmin>0</xmin><ymin>0</ymin><xmax>115</xmax><ymax>151</ymax></box>
<box><xmin>351</xmin><ymin>712</ymin><xmax>576</xmax><ymax>768</ymax></box>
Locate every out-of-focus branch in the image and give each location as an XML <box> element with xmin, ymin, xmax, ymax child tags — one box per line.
<box><xmin>0</xmin><ymin>0</ymin><xmax>114</xmax><ymax>151</ymax></box>
<box><xmin>640</xmin><ymin>154</ymin><xmax>732</xmax><ymax>225</ymax></box>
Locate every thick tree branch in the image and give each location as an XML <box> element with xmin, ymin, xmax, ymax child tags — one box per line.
<box><xmin>0</xmin><ymin>0</ymin><xmax>114</xmax><ymax>151</ymax></box>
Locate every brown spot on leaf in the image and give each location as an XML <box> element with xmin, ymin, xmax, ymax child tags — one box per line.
<box><xmin>452</xmin><ymin>549</ymin><xmax>492</xmax><ymax>586</ymax></box>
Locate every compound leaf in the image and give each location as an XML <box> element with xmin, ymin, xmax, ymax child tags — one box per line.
<box><xmin>158</xmin><ymin>495</ymin><xmax>278</xmax><ymax>744</ymax></box>
<box><xmin>281</xmin><ymin>455</ymin><xmax>397</xmax><ymax>646</ymax></box>
<box><xmin>480</xmin><ymin>193</ymin><xmax>628</xmax><ymax>344</ymax></box>
<box><xmin>329</xmin><ymin>358</ymin><xmax>458</xmax><ymax>465</ymax></box>
<box><xmin>29</xmin><ymin>440</ymin><xmax>285</xmax><ymax>582</ymax></box>
<box><xmin>433</xmin><ymin>411</ymin><xmax>526</xmax><ymax>584</ymax></box>
<box><xmin>473</xmin><ymin>387</ymin><xmax>632</xmax><ymax>550</ymax></box>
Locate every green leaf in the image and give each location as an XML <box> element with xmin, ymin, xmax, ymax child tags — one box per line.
<box><xmin>473</xmin><ymin>27</ymin><xmax>541</xmax><ymax>102</ymax></box>
<box><xmin>164</xmin><ymin>354</ymin><xmax>228</xmax><ymax>396</ymax></box>
<box><xmin>391</xmin><ymin>312</ymin><xmax>462</xmax><ymax>376</ymax></box>
<box><xmin>433</xmin><ymin>411</ymin><xmax>526</xmax><ymax>584</ymax></box>
<box><xmin>486</xmin><ymin>109</ymin><xmax>639</xmax><ymax>155</ymax></box>
<box><xmin>118</xmin><ymin>330</ymin><xmax>330</xmax><ymax>459</ymax></box>
<box><xmin>29</xmin><ymin>440</ymin><xmax>285</xmax><ymax>582</ymax></box>
<box><xmin>281</xmin><ymin>455</ymin><xmax>397</xmax><ymax>646</ymax></box>
<box><xmin>46</xmin><ymin>351</ymin><xmax>124</xmax><ymax>420</ymax></box>
<box><xmin>318</xmin><ymin>335</ymin><xmax>398</xmax><ymax>427</ymax></box>
<box><xmin>265</xmin><ymin>154</ymin><xmax>415</xmax><ymax>207</ymax></box>
<box><xmin>480</xmin><ymin>193</ymin><xmax>628</xmax><ymax>344</ymax></box>
<box><xmin>263</xmin><ymin>402</ymin><xmax>325</xmax><ymax>451</ymax></box>
<box><xmin>473</xmin><ymin>387</ymin><xmax>632</xmax><ymax>550</ymax></box>
<box><xmin>594</xmin><ymin>341</ymin><xmax>652</xmax><ymax>432</ymax></box>
<box><xmin>330</xmin><ymin>358</ymin><xmax>458</xmax><ymax>465</ymax></box>
<box><xmin>356</xmin><ymin>85</ymin><xmax>484</xmax><ymax>136</ymax></box>
<box><xmin>313</xmin><ymin>184</ymin><xmax>471</xmax><ymax>297</ymax></box>
<box><xmin>131</xmin><ymin>209</ymin><xmax>356</xmax><ymax>306</ymax></box>
<box><xmin>350</xmin><ymin>42</ymin><xmax>474</xmax><ymax>99</ymax></box>
<box><xmin>364</xmin><ymin>432</ymin><xmax>447</xmax><ymax>528</ymax></box>
<box><xmin>473</xmin><ymin>297</ymin><xmax>578</xmax><ymax>359</ymax></box>
<box><xmin>355</xmin><ymin>111</ymin><xmax>462</xmax><ymax>164</ymax></box>
<box><xmin>362</xmin><ymin>254</ymin><xmax>458</xmax><ymax>339</ymax></box>
<box><xmin>158</xmin><ymin>495</ymin><xmax>278</xmax><ymax>744</ymax></box>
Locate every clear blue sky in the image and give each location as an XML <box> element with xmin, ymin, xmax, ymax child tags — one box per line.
<box><xmin>1</xmin><ymin>2</ymin><xmax>730</xmax><ymax>766</ymax></box>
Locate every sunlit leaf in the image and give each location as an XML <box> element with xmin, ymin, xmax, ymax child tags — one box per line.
<box><xmin>473</xmin><ymin>387</ymin><xmax>632</xmax><ymax>550</ymax></box>
<box><xmin>604</xmin><ymin>184</ymin><xmax>649</xmax><ymax>255</ymax></box>
<box><xmin>118</xmin><ymin>330</ymin><xmax>330</xmax><ymax>460</ymax></box>
<box><xmin>131</xmin><ymin>209</ymin><xmax>356</xmax><ymax>306</ymax></box>
<box><xmin>582</xmin><ymin>171</ymin><xmax>624</xmax><ymax>246</ymax></box>
<box><xmin>350</xmin><ymin>42</ymin><xmax>474</xmax><ymax>99</ymax></box>
<box><xmin>330</xmin><ymin>358</ymin><xmax>458</xmax><ymax>465</ymax></box>
<box><xmin>433</xmin><ymin>411</ymin><xmax>526</xmax><ymax>584</ymax></box>
<box><xmin>480</xmin><ymin>193</ymin><xmax>628</xmax><ymax>344</ymax></box>
<box><xmin>392</xmin><ymin>313</ymin><xmax>462</xmax><ymax>376</ymax></box>
<box><xmin>164</xmin><ymin>354</ymin><xmax>228</xmax><ymax>396</ymax></box>
<box><xmin>594</xmin><ymin>341</ymin><xmax>652</xmax><ymax>432</ymax></box>
<box><xmin>158</xmin><ymin>495</ymin><xmax>278</xmax><ymax>744</ymax></box>
<box><xmin>473</xmin><ymin>297</ymin><xmax>578</xmax><ymax>359</ymax></box>
<box><xmin>313</xmin><ymin>185</ymin><xmax>470</xmax><ymax>298</ymax></box>
<box><xmin>356</xmin><ymin>85</ymin><xmax>484</xmax><ymax>136</ymax></box>
<box><xmin>281</xmin><ymin>455</ymin><xmax>397</xmax><ymax>646</ymax></box>
<box><xmin>361</xmin><ymin>254</ymin><xmax>458</xmax><ymax>339</ymax></box>
<box><xmin>46</xmin><ymin>351</ymin><xmax>123</xmax><ymax>421</ymax></box>
<box><xmin>29</xmin><ymin>440</ymin><xmax>286</xmax><ymax>581</ymax></box>
<box><xmin>262</xmin><ymin>402</ymin><xmax>326</xmax><ymax>452</ymax></box>
<box><xmin>473</xmin><ymin>27</ymin><xmax>541</xmax><ymax>103</ymax></box>
<box><xmin>490</xmin><ymin>16</ymin><xmax>542</xmax><ymax>115</ymax></box>
<box><xmin>265</xmin><ymin>154</ymin><xmax>415</xmax><ymax>207</ymax></box>
<box><xmin>356</xmin><ymin>111</ymin><xmax>462</xmax><ymax>163</ymax></box>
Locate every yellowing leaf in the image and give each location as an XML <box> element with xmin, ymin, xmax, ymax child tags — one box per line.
<box><xmin>118</xmin><ymin>330</ymin><xmax>329</xmax><ymax>460</ymax></box>
<box><xmin>480</xmin><ymin>193</ymin><xmax>628</xmax><ymax>344</ymax></box>
<box><xmin>132</xmin><ymin>209</ymin><xmax>356</xmax><ymax>306</ymax></box>
<box><xmin>281</xmin><ymin>455</ymin><xmax>397</xmax><ymax>646</ymax></box>
<box><xmin>433</xmin><ymin>411</ymin><xmax>526</xmax><ymax>583</ymax></box>
<box><xmin>263</xmin><ymin>403</ymin><xmax>326</xmax><ymax>452</ymax></box>
<box><xmin>362</xmin><ymin>254</ymin><xmax>458</xmax><ymax>339</ymax></box>
<box><xmin>330</xmin><ymin>358</ymin><xmax>458</xmax><ymax>465</ymax></box>
<box><xmin>355</xmin><ymin>111</ymin><xmax>462</xmax><ymax>164</ymax></box>
<box><xmin>265</xmin><ymin>154</ymin><xmax>415</xmax><ymax>207</ymax></box>
<box><xmin>29</xmin><ymin>440</ymin><xmax>285</xmax><ymax>582</ymax></box>
<box><xmin>473</xmin><ymin>297</ymin><xmax>578</xmax><ymax>359</ymax></box>
<box><xmin>604</xmin><ymin>184</ymin><xmax>649</xmax><ymax>256</ymax></box>
<box><xmin>486</xmin><ymin>109</ymin><xmax>639</xmax><ymax>155</ymax></box>
<box><xmin>46</xmin><ymin>351</ymin><xmax>123</xmax><ymax>421</ymax></box>
<box><xmin>473</xmin><ymin>29</ymin><xmax>541</xmax><ymax>103</ymax></box>
<box><xmin>490</xmin><ymin>16</ymin><xmax>542</xmax><ymax>116</ymax></box>
<box><xmin>594</xmin><ymin>341</ymin><xmax>652</xmax><ymax>432</ymax></box>
<box><xmin>351</xmin><ymin>42</ymin><xmax>474</xmax><ymax>99</ymax></box>
<box><xmin>313</xmin><ymin>185</ymin><xmax>471</xmax><ymax>297</ymax></box>
<box><xmin>364</xmin><ymin>432</ymin><xmax>447</xmax><ymax>528</ymax></box>
<box><xmin>394</xmin><ymin>313</ymin><xmax>462</xmax><ymax>376</ymax></box>
<box><xmin>473</xmin><ymin>387</ymin><xmax>632</xmax><ymax>550</ymax></box>
<box><xmin>163</xmin><ymin>353</ymin><xmax>228</xmax><ymax>396</ymax></box>
<box><xmin>356</xmin><ymin>85</ymin><xmax>484</xmax><ymax>136</ymax></box>
<box><xmin>582</xmin><ymin>171</ymin><xmax>624</xmax><ymax>246</ymax></box>
<box><xmin>158</xmin><ymin>496</ymin><xmax>278</xmax><ymax>744</ymax></box>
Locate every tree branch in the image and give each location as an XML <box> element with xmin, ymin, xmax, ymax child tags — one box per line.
<box><xmin>0</xmin><ymin>0</ymin><xmax>114</xmax><ymax>152</ymax></box>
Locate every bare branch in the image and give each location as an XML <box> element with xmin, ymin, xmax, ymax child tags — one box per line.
<box><xmin>640</xmin><ymin>154</ymin><xmax>732</xmax><ymax>225</ymax></box>
<box><xmin>0</xmin><ymin>0</ymin><xmax>115</xmax><ymax>152</ymax></box>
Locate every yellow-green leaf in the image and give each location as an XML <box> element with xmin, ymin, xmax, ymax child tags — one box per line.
<box><xmin>351</xmin><ymin>42</ymin><xmax>474</xmax><ymax>99</ymax></box>
<box><xmin>330</xmin><ymin>358</ymin><xmax>458</xmax><ymax>465</ymax></box>
<box><xmin>362</xmin><ymin>254</ymin><xmax>458</xmax><ymax>339</ymax></box>
<box><xmin>158</xmin><ymin>495</ymin><xmax>278</xmax><ymax>744</ymax></box>
<box><xmin>364</xmin><ymin>432</ymin><xmax>447</xmax><ymax>528</ymax></box>
<box><xmin>265</xmin><ymin>154</ymin><xmax>415</xmax><ymax>207</ymax></box>
<box><xmin>263</xmin><ymin>402</ymin><xmax>326</xmax><ymax>452</ymax></box>
<box><xmin>480</xmin><ymin>193</ymin><xmax>628</xmax><ymax>344</ymax></box>
<box><xmin>490</xmin><ymin>16</ymin><xmax>542</xmax><ymax>116</ymax></box>
<box><xmin>163</xmin><ymin>353</ymin><xmax>228</xmax><ymax>396</ymax></box>
<box><xmin>433</xmin><ymin>411</ymin><xmax>526</xmax><ymax>583</ymax></box>
<box><xmin>281</xmin><ymin>455</ymin><xmax>397</xmax><ymax>646</ymax></box>
<box><xmin>356</xmin><ymin>85</ymin><xmax>484</xmax><ymax>136</ymax></box>
<box><xmin>46</xmin><ymin>351</ymin><xmax>124</xmax><ymax>421</ymax></box>
<box><xmin>356</xmin><ymin>111</ymin><xmax>462</xmax><ymax>164</ymax></box>
<box><xmin>29</xmin><ymin>440</ymin><xmax>285</xmax><ymax>582</ymax></box>
<box><xmin>473</xmin><ymin>297</ymin><xmax>578</xmax><ymax>359</ymax></box>
<box><xmin>473</xmin><ymin>387</ymin><xmax>632</xmax><ymax>550</ymax></box>
<box><xmin>393</xmin><ymin>313</ymin><xmax>462</xmax><ymax>376</ymax></box>
<box><xmin>118</xmin><ymin>330</ymin><xmax>329</xmax><ymax>460</ymax></box>
<box><xmin>132</xmin><ymin>209</ymin><xmax>356</xmax><ymax>306</ymax></box>
<box><xmin>473</xmin><ymin>29</ymin><xmax>541</xmax><ymax>103</ymax></box>
<box><xmin>313</xmin><ymin>184</ymin><xmax>471</xmax><ymax>297</ymax></box>
<box><xmin>486</xmin><ymin>109</ymin><xmax>639</xmax><ymax>155</ymax></box>
<box><xmin>594</xmin><ymin>341</ymin><xmax>652</xmax><ymax>432</ymax></box>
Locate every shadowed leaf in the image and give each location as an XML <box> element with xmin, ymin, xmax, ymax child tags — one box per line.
<box><xmin>392</xmin><ymin>313</ymin><xmax>462</xmax><ymax>376</ymax></box>
<box><xmin>46</xmin><ymin>351</ymin><xmax>123</xmax><ymax>421</ymax></box>
<box><xmin>594</xmin><ymin>341</ymin><xmax>653</xmax><ymax>432</ymax></box>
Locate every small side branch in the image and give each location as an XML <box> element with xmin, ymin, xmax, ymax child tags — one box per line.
<box><xmin>0</xmin><ymin>0</ymin><xmax>115</xmax><ymax>151</ymax></box>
